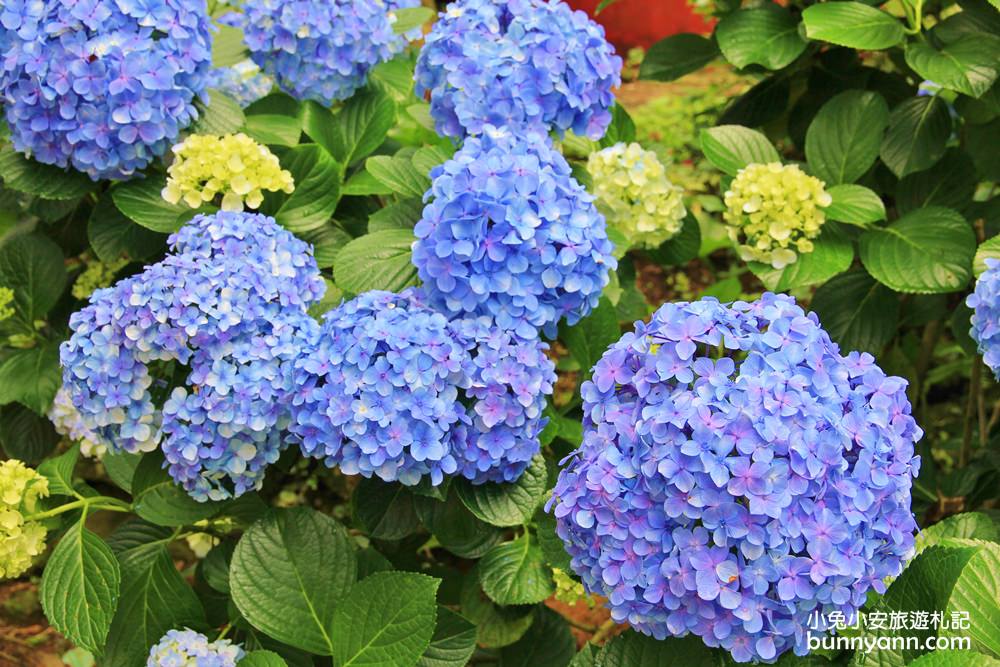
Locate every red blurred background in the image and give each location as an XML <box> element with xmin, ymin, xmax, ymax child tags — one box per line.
<box><xmin>566</xmin><ymin>0</ymin><xmax>714</xmax><ymax>50</ymax></box>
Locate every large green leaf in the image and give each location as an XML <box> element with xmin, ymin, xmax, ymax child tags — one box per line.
<box><xmin>273</xmin><ymin>144</ymin><xmax>342</xmax><ymax>233</ymax></box>
<box><xmin>859</xmin><ymin>207</ymin><xmax>975</xmax><ymax>293</ymax></box>
<box><xmin>331</xmin><ymin>572</ymin><xmax>440</xmax><ymax>667</ymax></box>
<box><xmin>369</xmin><ymin>198</ymin><xmax>424</xmax><ymax>233</ymax></box>
<box><xmin>190</xmin><ymin>89</ymin><xmax>246</xmax><ymax>136</ymax></box>
<box><xmin>749</xmin><ymin>222</ymin><xmax>854</xmax><ymax>291</ymax></box>
<box><xmin>916</xmin><ymin>512</ymin><xmax>1000</xmax><ymax>552</ymax></box>
<box><xmin>559</xmin><ymin>297</ymin><xmax>619</xmax><ymax>375</ymax></box>
<box><xmin>244</xmin><ymin>114</ymin><xmax>302</xmax><ymax>147</ymax></box>
<box><xmin>699</xmin><ymin>125</ymin><xmax>780</xmax><ymax>177</ymax></box>
<box><xmin>242</xmin><ymin>652</ymin><xmax>290</xmax><ymax>667</ymax></box>
<box><xmin>334</xmin><ymin>230</ymin><xmax>419</xmax><ymax>294</ymax></box>
<box><xmin>458</xmin><ymin>568</ymin><xmax>535</xmax><ymax>649</ymax></box>
<box><xmin>456</xmin><ymin>454</ymin><xmax>547</xmax><ymax>528</ymax></box>
<box><xmin>880</xmin><ymin>96</ymin><xmax>953</xmax><ymax>178</ymax></box>
<box><xmin>392</xmin><ymin>6</ymin><xmax>434</xmax><ymax>34</ymax></box>
<box><xmin>715</xmin><ymin>6</ymin><xmax>806</xmax><ymax>70</ymax></box>
<box><xmin>499</xmin><ymin>607</ymin><xmax>575</xmax><ymax>667</ymax></box>
<box><xmin>0</xmin><ymin>403</ymin><xmax>59</xmax><ymax>463</ymax></box>
<box><xmin>37</xmin><ymin>443</ymin><xmax>80</xmax><ymax>497</ymax></box>
<box><xmin>909</xmin><ymin>652</ymin><xmax>1000</xmax><ymax>667</ymax></box>
<box><xmin>905</xmin><ymin>34</ymin><xmax>1000</xmax><ymax>99</ymax></box>
<box><xmin>825</xmin><ymin>184</ymin><xmax>886</xmax><ymax>226</ymax></box>
<box><xmin>810</xmin><ymin>268</ymin><xmax>899</xmax><ymax>353</ymax></box>
<box><xmin>130</xmin><ymin>453</ymin><xmax>226</xmax><ymax>526</ymax></box>
<box><xmin>0</xmin><ymin>233</ymin><xmax>67</xmax><ymax>321</ymax></box>
<box><xmin>230</xmin><ymin>508</ymin><xmax>356</xmax><ymax>655</ymax></box>
<box><xmin>805</xmin><ymin>90</ymin><xmax>889</xmax><ymax>185</ymax></box>
<box><xmin>0</xmin><ymin>146</ymin><xmax>95</xmax><ymax>200</ymax></box>
<box><xmin>897</xmin><ymin>149</ymin><xmax>977</xmax><ymax>215</ymax></box>
<box><xmin>366</xmin><ymin>154</ymin><xmax>431</xmax><ymax>198</ymax></box>
<box><xmin>595</xmin><ymin>631</ymin><xmax>717</xmax><ymax>667</ymax></box>
<box><xmin>479</xmin><ymin>536</ymin><xmax>554</xmax><ymax>606</ymax></box>
<box><xmin>40</xmin><ymin>522</ymin><xmax>121</xmax><ymax>653</ymax></box>
<box><xmin>975</xmin><ymin>236</ymin><xmax>1000</xmax><ymax>276</ymax></box>
<box><xmin>322</xmin><ymin>90</ymin><xmax>395</xmax><ymax>167</ymax></box>
<box><xmin>211</xmin><ymin>24</ymin><xmax>248</xmax><ymax>68</ymax></box>
<box><xmin>648</xmin><ymin>215</ymin><xmax>701</xmax><ymax>266</ymax></box>
<box><xmin>418</xmin><ymin>607</ymin><xmax>478</xmax><ymax>667</ymax></box>
<box><xmin>88</xmin><ymin>195</ymin><xmax>166</xmax><ymax>263</ymax></box>
<box><xmin>535</xmin><ymin>507</ymin><xmax>573</xmax><ymax>572</ymax></box>
<box><xmin>639</xmin><ymin>34</ymin><xmax>719</xmax><ymax>82</ymax></box>
<box><xmin>112</xmin><ymin>176</ymin><xmax>207</xmax><ymax>233</ymax></box>
<box><xmin>0</xmin><ymin>341</ymin><xmax>62</xmax><ymax>414</ymax></box>
<box><xmin>353</xmin><ymin>478</ymin><xmax>420</xmax><ymax>541</ymax></box>
<box><xmin>802</xmin><ymin>2</ymin><xmax>905</xmax><ymax>49</ymax></box>
<box><xmin>414</xmin><ymin>491</ymin><xmax>505</xmax><ymax>559</ymax></box>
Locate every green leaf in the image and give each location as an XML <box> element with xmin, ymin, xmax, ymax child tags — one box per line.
<box><xmin>569</xmin><ymin>645</ymin><xmax>596</xmax><ymax>667</ymax></box>
<box><xmin>639</xmin><ymin>34</ymin><xmax>719</xmax><ymax>82</ymax></box>
<box><xmin>366</xmin><ymin>154</ymin><xmax>431</xmax><ymax>198</ymax></box>
<box><xmin>0</xmin><ymin>146</ymin><xmax>95</xmax><ymax>200</ymax></box>
<box><xmin>200</xmin><ymin>539</ymin><xmax>235</xmax><ymax>593</ymax></box>
<box><xmin>811</xmin><ymin>268</ymin><xmax>899</xmax><ymax>353</ymax></box>
<box><xmin>905</xmin><ymin>34</ymin><xmax>1000</xmax><ymax>99</ymax></box>
<box><xmin>300</xmin><ymin>221</ymin><xmax>353</xmax><ymax>269</ymax></box>
<box><xmin>40</xmin><ymin>522</ymin><xmax>121</xmax><ymax>653</ymax></box>
<box><xmin>131</xmin><ymin>453</ymin><xmax>226</xmax><ymax>526</ymax></box>
<box><xmin>559</xmin><ymin>297</ymin><xmax>619</xmax><ymax>375</ymax></box>
<box><xmin>968</xmin><ymin>118</ymin><xmax>1000</xmax><ymax>180</ymax></box>
<box><xmin>975</xmin><ymin>236</ymin><xmax>1000</xmax><ymax>276</ymax></box>
<box><xmin>369</xmin><ymin>198</ymin><xmax>424</xmax><ymax>233</ymax></box>
<box><xmin>459</xmin><ymin>568</ymin><xmax>535</xmax><ymax>649</ymax></box>
<box><xmin>499</xmin><ymin>607</ymin><xmax>575</xmax><ymax>667</ymax></box>
<box><xmin>825</xmin><ymin>184</ymin><xmax>886</xmax><ymax>226</ymax></box>
<box><xmin>599</xmin><ymin>104</ymin><xmax>637</xmax><ymax>148</ymax></box>
<box><xmin>412</xmin><ymin>145</ymin><xmax>455</xmax><ymax>178</ymax></box>
<box><xmin>191</xmin><ymin>89</ymin><xmax>246</xmax><ymax>136</ymax></box>
<box><xmin>909</xmin><ymin>652</ymin><xmax>1000</xmax><ymax>667</ymax></box>
<box><xmin>715</xmin><ymin>6</ymin><xmax>806</xmax><ymax>71</ymax></box>
<box><xmin>88</xmin><ymin>195</ymin><xmax>166</xmax><ymax>263</ymax></box>
<box><xmin>0</xmin><ymin>341</ymin><xmax>62</xmax><ymax>414</ymax></box>
<box><xmin>343</xmin><ymin>169</ymin><xmax>395</xmax><ymax>196</ymax></box>
<box><xmin>103</xmin><ymin>545</ymin><xmax>206</xmax><ymax>666</ymax></box>
<box><xmin>0</xmin><ymin>404</ymin><xmax>59</xmax><ymax>464</ymax></box>
<box><xmin>241</xmin><ymin>651</ymin><xmax>290</xmax><ymax>667</ymax></box>
<box><xmin>38</xmin><ymin>444</ymin><xmax>80</xmax><ymax>497</ymax></box>
<box><xmin>479</xmin><ymin>536</ymin><xmax>554</xmax><ymax>606</ymax></box>
<box><xmin>595</xmin><ymin>631</ymin><xmax>716</xmax><ymax>667</ymax></box>
<box><xmin>102</xmin><ymin>451</ymin><xmax>141</xmax><ymax>494</ymax></box>
<box><xmin>334</xmin><ymin>230</ymin><xmax>418</xmax><ymax>294</ymax></box>
<box><xmin>805</xmin><ymin>90</ymin><xmax>889</xmax><ymax>185</ymax></box>
<box><xmin>418</xmin><ymin>607</ymin><xmax>477</xmax><ymax>667</ymax></box>
<box><xmin>414</xmin><ymin>491</ymin><xmax>504</xmax><ymax>559</ymax></box>
<box><xmin>802</xmin><ymin>2</ymin><xmax>905</xmax><ymax>49</ymax></box>
<box><xmin>897</xmin><ymin>149</ymin><xmax>977</xmax><ymax>215</ymax></box>
<box><xmin>112</xmin><ymin>176</ymin><xmax>205</xmax><ymax>233</ymax></box>
<box><xmin>916</xmin><ymin>512</ymin><xmax>1000</xmax><ymax>552</ymax></box>
<box><xmin>353</xmin><ymin>478</ymin><xmax>420</xmax><ymax>541</ymax></box>
<box><xmin>456</xmin><ymin>454</ymin><xmax>547</xmax><ymax>528</ymax></box>
<box><xmin>244</xmin><ymin>114</ymin><xmax>302</xmax><ymax>147</ymax></box>
<box><xmin>370</xmin><ymin>57</ymin><xmax>416</xmax><ymax>100</ymax></box>
<box><xmin>272</xmin><ymin>144</ymin><xmax>342</xmax><ymax>233</ymax></box>
<box><xmin>230</xmin><ymin>508</ymin><xmax>357</xmax><ymax>655</ymax></box>
<box><xmin>535</xmin><ymin>508</ymin><xmax>574</xmax><ymax>575</ymax></box>
<box><xmin>859</xmin><ymin>207</ymin><xmax>975</xmax><ymax>293</ymax></box>
<box><xmin>303</xmin><ymin>90</ymin><xmax>396</xmax><ymax>167</ymax></box>
<box><xmin>0</xmin><ymin>233</ymin><xmax>67</xmax><ymax>321</ymax></box>
<box><xmin>648</xmin><ymin>215</ymin><xmax>701</xmax><ymax>266</ymax></box>
<box><xmin>331</xmin><ymin>571</ymin><xmax>440</xmax><ymax>667</ymax></box>
<box><xmin>105</xmin><ymin>519</ymin><xmax>172</xmax><ymax>554</ymax></box>
<box><xmin>880</xmin><ymin>96</ymin><xmax>953</xmax><ymax>178</ymax></box>
<box><xmin>699</xmin><ymin>125</ymin><xmax>780</xmax><ymax>177</ymax></box>
<box><xmin>392</xmin><ymin>6</ymin><xmax>434</xmax><ymax>34</ymax></box>
<box><xmin>212</xmin><ymin>24</ymin><xmax>248</xmax><ymax>68</ymax></box>
<box><xmin>749</xmin><ymin>222</ymin><xmax>854</xmax><ymax>291</ymax></box>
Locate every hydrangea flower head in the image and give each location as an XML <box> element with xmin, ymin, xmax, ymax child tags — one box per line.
<box><xmin>239</xmin><ymin>0</ymin><xmax>420</xmax><ymax>105</ymax></box>
<box><xmin>588</xmin><ymin>142</ymin><xmax>687</xmax><ymax>249</ymax></box>
<box><xmin>968</xmin><ymin>258</ymin><xmax>1000</xmax><ymax>378</ymax></box>
<box><xmin>413</xmin><ymin>127</ymin><xmax>616</xmax><ymax>339</ymax></box>
<box><xmin>0</xmin><ymin>459</ymin><xmax>49</xmax><ymax>579</ymax></box>
<box><xmin>549</xmin><ymin>294</ymin><xmax>921</xmax><ymax>663</ymax></box>
<box><xmin>0</xmin><ymin>0</ymin><xmax>212</xmax><ymax>180</ymax></box>
<box><xmin>415</xmin><ymin>0</ymin><xmax>621</xmax><ymax>139</ymax></box>
<box><xmin>205</xmin><ymin>59</ymin><xmax>274</xmax><ymax>108</ymax></box>
<box><xmin>49</xmin><ymin>385</ymin><xmax>106</xmax><ymax>459</ymax></box>
<box><xmin>162</xmin><ymin>133</ymin><xmax>294</xmax><ymax>211</ymax></box>
<box><xmin>723</xmin><ymin>163</ymin><xmax>832</xmax><ymax>269</ymax></box>
<box><xmin>147</xmin><ymin>629</ymin><xmax>244</xmax><ymax>667</ymax></box>
<box><xmin>60</xmin><ymin>211</ymin><xmax>325</xmax><ymax>501</ymax></box>
<box><xmin>290</xmin><ymin>288</ymin><xmax>555</xmax><ymax>486</ymax></box>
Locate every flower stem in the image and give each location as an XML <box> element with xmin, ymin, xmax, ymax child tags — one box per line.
<box><xmin>24</xmin><ymin>496</ymin><xmax>131</xmax><ymax>522</ymax></box>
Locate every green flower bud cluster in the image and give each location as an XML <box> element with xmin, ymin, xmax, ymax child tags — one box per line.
<box><xmin>72</xmin><ymin>257</ymin><xmax>129</xmax><ymax>300</ymax></box>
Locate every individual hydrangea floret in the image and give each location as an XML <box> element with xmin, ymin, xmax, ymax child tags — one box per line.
<box><xmin>60</xmin><ymin>211</ymin><xmax>325</xmax><ymax>501</ymax></box>
<box><xmin>0</xmin><ymin>0</ymin><xmax>212</xmax><ymax>180</ymax></box>
<box><xmin>723</xmin><ymin>163</ymin><xmax>832</xmax><ymax>269</ymax></box>
<box><xmin>239</xmin><ymin>0</ymin><xmax>420</xmax><ymax>105</ymax></box>
<box><xmin>0</xmin><ymin>459</ymin><xmax>49</xmax><ymax>579</ymax></box>
<box><xmin>549</xmin><ymin>294</ymin><xmax>922</xmax><ymax>663</ymax></box>
<box><xmin>413</xmin><ymin>127</ymin><xmax>616</xmax><ymax>339</ymax></box>
<box><xmin>968</xmin><ymin>258</ymin><xmax>1000</xmax><ymax>378</ymax></box>
<box><xmin>163</xmin><ymin>133</ymin><xmax>294</xmax><ymax>211</ymax></box>
<box><xmin>588</xmin><ymin>142</ymin><xmax>687</xmax><ymax>249</ymax></box>
<box><xmin>290</xmin><ymin>288</ymin><xmax>555</xmax><ymax>486</ymax></box>
<box><xmin>205</xmin><ymin>59</ymin><xmax>274</xmax><ymax>108</ymax></box>
<box><xmin>49</xmin><ymin>385</ymin><xmax>106</xmax><ymax>459</ymax></box>
<box><xmin>147</xmin><ymin>629</ymin><xmax>244</xmax><ymax>667</ymax></box>
<box><xmin>415</xmin><ymin>0</ymin><xmax>621</xmax><ymax>139</ymax></box>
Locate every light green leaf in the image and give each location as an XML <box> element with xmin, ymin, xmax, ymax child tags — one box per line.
<box><xmin>810</xmin><ymin>268</ymin><xmax>899</xmax><ymax>353</ymax></box>
<box><xmin>0</xmin><ymin>233</ymin><xmax>67</xmax><ymax>321</ymax></box>
<box><xmin>418</xmin><ymin>607</ymin><xmax>477</xmax><ymax>667</ymax></box>
<box><xmin>242</xmin><ymin>651</ymin><xmax>290</xmax><ymax>667</ymax></box>
<box><xmin>40</xmin><ymin>522</ymin><xmax>121</xmax><ymax>653</ymax></box>
<box><xmin>805</xmin><ymin>90</ymin><xmax>889</xmax><ymax>185</ymax></box>
<box><xmin>909</xmin><ymin>651</ymin><xmax>1000</xmax><ymax>667</ymax></box>
<box><xmin>366</xmin><ymin>154</ymin><xmax>431</xmax><ymax>198</ymax></box>
<box><xmin>715</xmin><ymin>6</ymin><xmax>806</xmax><ymax>70</ymax></box>
<box><xmin>880</xmin><ymin>96</ymin><xmax>953</xmax><ymax>178</ymax></box>
<box><xmin>343</xmin><ymin>170</ymin><xmax>395</xmax><ymax>196</ymax></box>
<box><xmin>975</xmin><ymin>236</ymin><xmax>1000</xmax><ymax>276</ymax></box>
<box><xmin>0</xmin><ymin>146</ymin><xmax>95</xmax><ymax>200</ymax></box>
<box><xmin>917</xmin><ymin>512</ymin><xmax>1000</xmax><ymax>552</ymax></box>
<box><xmin>369</xmin><ymin>198</ymin><xmax>424</xmax><ymax>232</ymax></box>
<box><xmin>0</xmin><ymin>342</ymin><xmax>62</xmax><ymax>414</ymax></box>
<box><xmin>191</xmin><ymin>89</ymin><xmax>246</xmax><ymax>136</ymax></box>
<box><xmin>333</xmin><ymin>230</ymin><xmax>418</xmax><ymax>294</ymax></box>
<box><xmin>300</xmin><ymin>221</ymin><xmax>352</xmax><ymax>269</ymax></box>
<box><xmin>272</xmin><ymin>144</ymin><xmax>342</xmax><ymax>233</ymax></box>
<box><xmin>392</xmin><ymin>6</ymin><xmax>434</xmax><ymax>34</ymax></box>
<box><xmin>331</xmin><ymin>572</ymin><xmax>440</xmax><ymax>667</ymax></box>
<box><xmin>699</xmin><ymin>125</ymin><xmax>780</xmax><ymax>176</ymax></box>
<box><xmin>639</xmin><ymin>34</ymin><xmax>719</xmax><ymax>82</ymax></box>
<box><xmin>230</xmin><ymin>508</ymin><xmax>357</xmax><ymax>655</ymax></box>
<box><xmin>859</xmin><ymin>206</ymin><xmax>975</xmax><ymax>293</ymax></box>
<box><xmin>412</xmin><ymin>145</ymin><xmax>455</xmax><ymax>179</ymax></box>
<box><xmin>353</xmin><ymin>478</ymin><xmax>420</xmax><ymax>541</ymax></box>
<box><xmin>749</xmin><ymin>222</ymin><xmax>854</xmax><ymax>291</ymax></box>
<box><xmin>303</xmin><ymin>90</ymin><xmax>396</xmax><ymax>167</ymax></box>
<box><xmin>38</xmin><ymin>444</ymin><xmax>80</xmax><ymax>497</ymax></box>
<box><xmin>802</xmin><ymin>2</ymin><xmax>905</xmax><ymax>49</ymax></box>
<box><xmin>244</xmin><ymin>114</ymin><xmax>302</xmax><ymax>147</ymax></box>
<box><xmin>479</xmin><ymin>536</ymin><xmax>554</xmax><ymax>606</ymax></box>
<box><xmin>456</xmin><ymin>454</ymin><xmax>547</xmax><ymax>528</ymax></box>
<box><xmin>212</xmin><ymin>24</ymin><xmax>249</xmax><ymax>68</ymax></box>
<box><xmin>905</xmin><ymin>34</ymin><xmax>1000</xmax><ymax>99</ymax></box>
<box><xmin>825</xmin><ymin>184</ymin><xmax>886</xmax><ymax>226</ymax></box>
<box><xmin>111</xmin><ymin>176</ymin><xmax>208</xmax><ymax>233</ymax></box>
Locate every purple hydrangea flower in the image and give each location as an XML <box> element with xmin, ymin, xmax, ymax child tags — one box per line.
<box><xmin>549</xmin><ymin>294</ymin><xmax>922</xmax><ymax>663</ymax></box>
<box><xmin>968</xmin><ymin>258</ymin><xmax>1000</xmax><ymax>378</ymax></box>
<box><xmin>238</xmin><ymin>0</ymin><xmax>419</xmax><ymax>105</ymax></box>
<box><xmin>0</xmin><ymin>0</ymin><xmax>212</xmax><ymax>180</ymax></box>
<box><xmin>147</xmin><ymin>628</ymin><xmax>243</xmax><ymax>666</ymax></box>
<box><xmin>60</xmin><ymin>211</ymin><xmax>325</xmax><ymax>501</ymax></box>
<box><xmin>289</xmin><ymin>288</ymin><xmax>555</xmax><ymax>486</ymax></box>
<box><xmin>412</xmin><ymin>126</ymin><xmax>616</xmax><ymax>339</ymax></box>
<box><xmin>415</xmin><ymin>0</ymin><xmax>621</xmax><ymax>140</ymax></box>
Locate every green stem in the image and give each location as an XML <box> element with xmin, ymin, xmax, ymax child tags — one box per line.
<box><xmin>903</xmin><ymin>0</ymin><xmax>924</xmax><ymax>35</ymax></box>
<box><xmin>24</xmin><ymin>496</ymin><xmax>131</xmax><ymax>522</ymax></box>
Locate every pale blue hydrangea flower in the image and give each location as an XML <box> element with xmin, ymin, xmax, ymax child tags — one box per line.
<box><xmin>205</xmin><ymin>59</ymin><xmax>274</xmax><ymax>108</ymax></box>
<box><xmin>147</xmin><ymin>629</ymin><xmax>243</xmax><ymax>666</ymax></box>
<box><xmin>968</xmin><ymin>257</ymin><xmax>1000</xmax><ymax>377</ymax></box>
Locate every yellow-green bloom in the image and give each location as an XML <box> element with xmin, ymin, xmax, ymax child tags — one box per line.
<box><xmin>162</xmin><ymin>133</ymin><xmax>294</xmax><ymax>211</ymax></box>
<box><xmin>723</xmin><ymin>162</ymin><xmax>832</xmax><ymax>269</ymax></box>
<box><xmin>0</xmin><ymin>460</ymin><xmax>49</xmax><ymax>579</ymax></box>
<box><xmin>0</xmin><ymin>287</ymin><xmax>14</xmax><ymax>322</ymax></box>
<box><xmin>588</xmin><ymin>142</ymin><xmax>686</xmax><ymax>249</ymax></box>
<box><xmin>552</xmin><ymin>567</ymin><xmax>598</xmax><ymax>608</ymax></box>
<box><xmin>72</xmin><ymin>258</ymin><xmax>128</xmax><ymax>300</ymax></box>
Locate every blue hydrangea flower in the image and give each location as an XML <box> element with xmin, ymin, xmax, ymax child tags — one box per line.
<box><xmin>238</xmin><ymin>0</ymin><xmax>419</xmax><ymax>105</ymax></box>
<box><xmin>60</xmin><ymin>211</ymin><xmax>325</xmax><ymax>501</ymax></box>
<box><xmin>412</xmin><ymin>126</ymin><xmax>616</xmax><ymax>339</ymax></box>
<box><xmin>147</xmin><ymin>628</ymin><xmax>244</xmax><ymax>666</ymax></box>
<box><xmin>549</xmin><ymin>294</ymin><xmax>922</xmax><ymax>663</ymax></box>
<box><xmin>205</xmin><ymin>58</ymin><xmax>274</xmax><ymax>108</ymax></box>
<box><xmin>0</xmin><ymin>0</ymin><xmax>212</xmax><ymax>180</ymax></box>
<box><xmin>415</xmin><ymin>0</ymin><xmax>621</xmax><ymax>140</ymax></box>
<box><xmin>289</xmin><ymin>288</ymin><xmax>555</xmax><ymax>486</ymax></box>
<box><xmin>968</xmin><ymin>259</ymin><xmax>1000</xmax><ymax>378</ymax></box>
